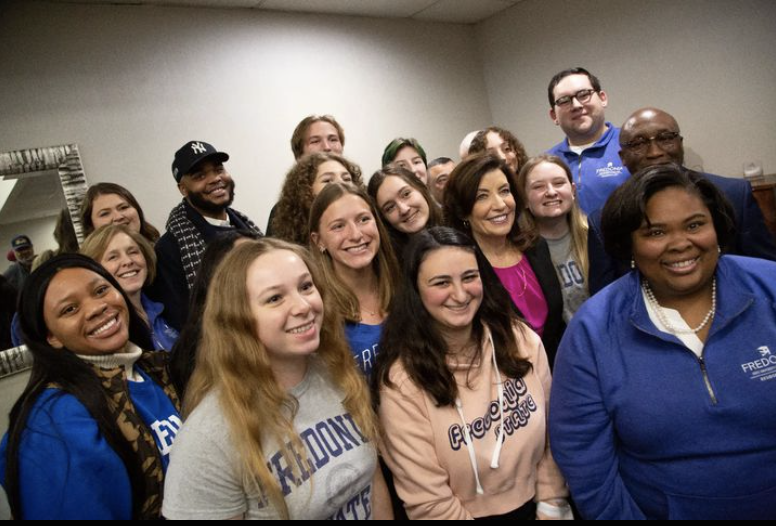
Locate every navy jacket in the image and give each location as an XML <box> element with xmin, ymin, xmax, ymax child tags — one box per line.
<box><xmin>588</xmin><ymin>171</ymin><xmax>776</xmax><ymax>295</ymax></box>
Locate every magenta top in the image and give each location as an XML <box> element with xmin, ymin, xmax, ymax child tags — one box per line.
<box><xmin>493</xmin><ymin>256</ymin><xmax>548</xmax><ymax>337</ymax></box>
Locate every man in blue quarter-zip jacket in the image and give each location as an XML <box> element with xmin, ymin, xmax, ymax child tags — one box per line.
<box><xmin>546</xmin><ymin>67</ymin><xmax>630</xmax><ymax>215</ymax></box>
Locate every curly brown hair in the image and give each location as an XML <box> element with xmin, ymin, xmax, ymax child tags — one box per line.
<box><xmin>271</xmin><ymin>152</ymin><xmax>364</xmax><ymax>245</ymax></box>
<box><xmin>468</xmin><ymin>126</ymin><xmax>529</xmax><ymax>174</ymax></box>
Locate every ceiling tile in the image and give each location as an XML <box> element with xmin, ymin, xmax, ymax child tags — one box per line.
<box><xmin>412</xmin><ymin>0</ymin><xmax>517</xmax><ymax>24</ymax></box>
<box><xmin>41</xmin><ymin>0</ymin><xmax>524</xmax><ymax>23</ymax></box>
<box><xmin>258</xmin><ymin>0</ymin><xmax>437</xmax><ymax>19</ymax></box>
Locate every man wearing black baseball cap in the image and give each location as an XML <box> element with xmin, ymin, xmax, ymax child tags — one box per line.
<box><xmin>151</xmin><ymin>141</ymin><xmax>262</xmax><ymax>331</ymax></box>
<box><xmin>3</xmin><ymin>235</ymin><xmax>35</xmax><ymax>294</ymax></box>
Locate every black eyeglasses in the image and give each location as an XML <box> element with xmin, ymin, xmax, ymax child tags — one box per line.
<box><xmin>554</xmin><ymin>89</ymin><xmax>597</xmax><ymax>107</ymax></box>
<box><xmin>620</xmin><ymin>131</ymin><xmax>682</xmax><ymax>154</ymax></box>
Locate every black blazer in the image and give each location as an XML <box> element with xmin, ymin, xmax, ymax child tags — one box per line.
<box><xmin>523</xmin><ymin>237</ymin><xmax>566</xmax><ymax>369</ymax></box>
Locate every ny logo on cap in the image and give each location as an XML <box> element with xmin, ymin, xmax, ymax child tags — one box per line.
<box><xmin>191</xmin><ymin>142</ymin><xmax>207</xmax><ymax>154</ymax></box>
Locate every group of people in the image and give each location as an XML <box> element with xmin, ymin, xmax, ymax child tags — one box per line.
<box><xmin>1</xmin><ymin>66</ymin><xmax>776</xmax><ymax>520</ymax></box>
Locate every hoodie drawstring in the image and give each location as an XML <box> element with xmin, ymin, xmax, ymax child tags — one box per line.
<box><xmin>453</xmin><ymin>330</ymin><xmax>506</xmax><ymax>496</ymax></box>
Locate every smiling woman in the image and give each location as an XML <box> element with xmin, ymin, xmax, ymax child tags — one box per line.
<box><xmin>80</xmin><ymin>183</ymin><xmax>160</xmax><ymax>244</ymax></box>
<box><xmin>517</xmin><ymin>155</ymin><xmax>589</xmax><ymax>323</ymax></box>
<box><xmin>443</xmin><ymin>154</ymin><xmax>566</xmax><ymax>366</ymax></box>
<box><xmin>81</xmin><ymin>224</ymin><xmax>179</xmax><ymax>352</ymax></box>
<box><xmin>373</xmin><ymin>227</ymin><xmax>571</xmax><ymax>520</ymax></box>
<box><xmin>271</xmin><ymin>153</ymin><xmax>364</xmax><ymax>245</ymax></box>
<box><xmin>367</xmin><ymin>165</ymin><xmax>441</xmax><ymax>257</ymax></box>
<box><xmin>550</xmin><ymin>165</ymin><xmax>776</xmax><ymax>519</ymax></box>
<box><xmin>162</xmin><ymin>238</ymin><xmax>391</xmax><ymax>520</ymax></box>
<box><xmin>309</xmin><ymin>183</ymin><xmax>399</xmax><ymax>378</ymax></box>
<box><xmin>0</xmin><ymin>254</ymin><xmax>181</xmax><ymax>520</ymax></box>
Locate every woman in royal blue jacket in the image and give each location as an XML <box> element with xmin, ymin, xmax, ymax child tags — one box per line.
<box><xmin>0</xmin><ymin>254</ymin><xmax>181</xmax><ymax>519</ymax></box>
<box><xmin>549</xmin><ymin>164</ymin><xmax>776</xmax><ymax>519</ymax></box>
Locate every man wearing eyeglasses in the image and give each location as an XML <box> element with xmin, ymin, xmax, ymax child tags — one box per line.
<box><xmin>587</xmin><ymin>107</ymin><xmax>776</xmax><ymax>294</ymax></box>
<box><xmin>546</xmin><ymin>67</ymin><xmax>630</xmax><ymax>215</ymax></box>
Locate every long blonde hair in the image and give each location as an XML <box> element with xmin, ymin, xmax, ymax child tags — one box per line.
<box><xmin>516</xmin><ymin>154</ymin><xmax>589</xmax><ymax>282</ymax></box>
<box><xmin>308</xmin><ymin>183</ymin><xmax>400</xmax><ymax>323</ymax></box>
<box><xmin>184</xmin><ymin>238</ymin><xmax>377</xmax><ymax>519</ymax></box>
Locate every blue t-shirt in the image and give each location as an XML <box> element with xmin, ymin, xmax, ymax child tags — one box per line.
<box><xmin>0</xmin><ymin>369</ymin><xmax>181</xmax><ymax>519</ymax></box>
<box><xmin>344</xmin><ymin>322</ymin><xmax>382</xmax><ymax>379</ymax></box>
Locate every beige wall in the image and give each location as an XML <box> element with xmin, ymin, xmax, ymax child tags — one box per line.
<box><xmin>0</xmin><ymin>0</ymin><xmax>492</xmax><ymax>231</ymax></box>
<box><xmin>1</xmin><ymin>0</ymin><xmax>774</xmax><ymax>237</ymax></box>
<box><xmin>475</xmin><ymin>0</ymin><xmax>776</xmax><ymax>177</ymax></box>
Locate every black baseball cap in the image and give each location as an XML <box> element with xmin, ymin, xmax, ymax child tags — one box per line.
<box><xmin>172</xmin><ymin>140</ymin><xmax>230</xmax><ymax>182</ymax></box>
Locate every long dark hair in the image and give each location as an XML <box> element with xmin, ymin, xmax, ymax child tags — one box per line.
<box><xmin>373</xmin><ymin>227</ymin><xmax>531</xmax><ymax>408</ymax></box>
<box><xmin>169</xmin><ymin>229</ymin><xmax>262</xmax><ymax>397</ymax></box>
<box><xmin>367</xmin><ymin>166</ymin><xmax>442</xmax><ymax>257</ymax></box>
<box><xmin>4</xmin><ymin>254</ymin><xmax>154</xmax><ymax>519</ymax></box>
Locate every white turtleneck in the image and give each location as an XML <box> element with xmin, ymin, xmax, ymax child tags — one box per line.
<box><xmin>76</xmin><ymin>343</ymin><xmax>145</xmax><ymax>382</ymax></box>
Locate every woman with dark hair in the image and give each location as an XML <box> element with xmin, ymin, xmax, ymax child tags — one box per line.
<box><xmin>374</xmin><ymin>227</ymin><xmax>570</xmax><ymax>520</ymax></box>
<box><xmin>444</xmin><ymin>153</ymin><xmax>565</xmax><ymax>367</ymax></box>
<box><xmin>368</xmin><ymin>166</ymin><xmax>441</xmax><ymax>257</ymax></box>
<box><xmin>80</xmin><ymin>182</ymin><xmax>161</xmax><ymax>243</ymax></box>
<box><xmin>0</xmin><ymin>254</ymin><xmax>180</xmax><ymax>519</ymax></box>
<box><xmin>270</xmin><ymin>152</ymin><xmax>363</xmax><ymax>243</ymax></box>
<box><xmin>309</xmin><ymin>183</ymin><xmax>399</xmax><ymax>379</ymax></box>
<box><xmin>381</xmin><ymin>137</ymin><xmax>429</xmax><ymax>185</ymax></box>
<box><xmin>549</xmin><ymin>165</ymin><xmax>776</xmax><ymax>519</ymax></box>
<box><xmin>169</xmin><ymin>229</ymin><xmax>262</xmax><ymax>397</ymax></box>
<box><xmin>468</xmin><ymin>126</ymin><xmax>529</xmax><ymax>176</ymax></box>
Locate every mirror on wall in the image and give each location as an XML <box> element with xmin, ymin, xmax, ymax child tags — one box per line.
<box><xmin>0</xmin><ymin>144</ymin><xmax>89</xmax><ymax>369</ymax></box>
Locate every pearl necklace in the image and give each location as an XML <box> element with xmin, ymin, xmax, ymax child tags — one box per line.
<box><xmin>642</xmin><ymin>278</ymin><xmax>716</xmax><ymax>334</ymax></box>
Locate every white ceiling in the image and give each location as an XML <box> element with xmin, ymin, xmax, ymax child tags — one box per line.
<box><xmin>42</xmin><ymin>0</ymin><xmax>524</xmax><ymax>24</ymax></box>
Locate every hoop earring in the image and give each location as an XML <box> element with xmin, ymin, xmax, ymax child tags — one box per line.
<box><xmin>463</xmin><ymin>220</ymin><xmax>470</xmax><ymax>229</ymax></box>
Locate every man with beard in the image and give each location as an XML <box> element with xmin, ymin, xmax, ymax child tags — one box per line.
<box><xmin>152</xmin><ymin>140</ymin><xmax>262</xmax><ymax>331</ymax></box>
<box><xmin>3</xmin><ymin>235</ymin><xmax>35</xmax><ymax>297</ymax></box>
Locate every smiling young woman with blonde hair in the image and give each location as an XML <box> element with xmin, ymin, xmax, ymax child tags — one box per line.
<box><xmin>162</xmin><ymin>238</ymin><xmax>390</xmax><ymax>520</ymax></box>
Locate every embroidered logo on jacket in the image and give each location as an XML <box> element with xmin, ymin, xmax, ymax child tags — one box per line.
<box><xmin>595</xmin><ymin>162</ymin><xmax>624</xmax><ymax>178</ymax></box>
<box><xmin>741</xmin><ymin>345</ymin><xmax>776</xmax><ymax>382</ymax></box>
